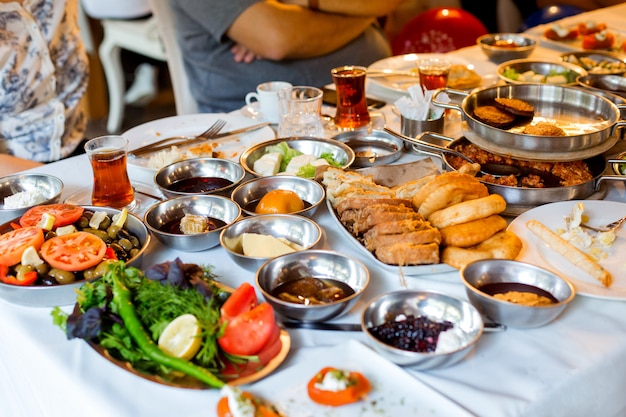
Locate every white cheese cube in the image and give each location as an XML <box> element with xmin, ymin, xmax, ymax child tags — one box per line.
<box><xmin>253</xmin><ymin>152</ymin><xmax>282</xmax><ymax>176</ymax></box>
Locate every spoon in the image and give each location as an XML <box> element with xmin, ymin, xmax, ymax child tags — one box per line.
<box><xmin>384</xmin><ymin>127</ymin><xmax>562</xmax><ymax>184</ymax></box>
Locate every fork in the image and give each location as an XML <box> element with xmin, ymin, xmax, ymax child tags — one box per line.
<box><xmin>129</xmin><ymin>119</ymin><xmax>227</xmax><ymax>155</ymax></box>
<box><xmin>581</xmin><ymin>215</ymin><xmax>626</xmax><ymax>233</ymax></box>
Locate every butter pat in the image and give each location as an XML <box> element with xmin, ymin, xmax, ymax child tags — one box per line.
<box><xmin>241</xmin><ymin>233</ymin><xmax>299</xmax><ymax>257</ymax></box>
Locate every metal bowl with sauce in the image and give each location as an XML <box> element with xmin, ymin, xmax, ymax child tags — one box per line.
<box><xmin>460</xmin><ymin>259</ymin><xmax>575</xmax><ymax>328</ymax></box>
<box><xmin>331</xmin><ymin>130</ymin><xmax>403</xmax><ymax>167</ymax></box>
<box><xmin>477</xmin><ymin>33</ymin><xmax>537</xmax><ymax>63</ymax></box>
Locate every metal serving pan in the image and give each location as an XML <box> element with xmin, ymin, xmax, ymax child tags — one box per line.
<box><xmin>432</xmin><ymin>84</ymin><xmax>626</xmax><ymax>157</ymax></box>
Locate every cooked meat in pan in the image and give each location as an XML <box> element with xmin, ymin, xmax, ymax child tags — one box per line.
<box><xmin>494</xmin><ymin>97</ymin><xmax>535</xmax><ymax>117</ymax></box>
<box><xmin>473</xmin><ymin>105</ymin><xmax>516</xmax><ymax>128</ymax></box>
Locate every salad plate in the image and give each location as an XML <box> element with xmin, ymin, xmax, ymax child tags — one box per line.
<box><xmin>123</xmin><ymin>113</ymin><xmax>275</xmax><ymax>175</ymax></box>
<box><xmin>508</xmin><ymin>200</ymin><xmax>626</xmax><ymax>301</ymax></box>
<box><xmin>199</xmin><ymin>339</ymin><xmax>475</xmax><ymax>416</ymax></box>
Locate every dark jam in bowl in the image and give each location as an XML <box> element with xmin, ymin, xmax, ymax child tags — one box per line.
<box><xmin>270</xmin><ymin>277</ymin><xmax>355</xmax><ymax>305</ymax></box>
<box><xmin>158</xmin><ymin>216</ymin><xmax>227</xmax><ymax>234</ymax></box>
<box><xmin>166</xmin><ymin>177</ymin><xmax>233</xmax><ymax>193</ymax></box>
<box><xmin>368</xmin><ymin>315</ymin><xmax>453</xmax><ymax>353</ymax></box>
<box><xmin>479</xmin><ymin>282</ymin><xmax>559</xmax><ymax>304</ymax></box>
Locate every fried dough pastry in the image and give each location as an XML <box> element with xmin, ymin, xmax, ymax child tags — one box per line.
<box><xmin>417</xmin><ymin>180</ymin><xmax>489</xmax><ymax>219</ymax></box>
<box><xmin>473</xmin><ymin>105</ymin><xmax>516</xmax><ymax>128</ymax></box>
<box><xmin>439</xmin><ymin>214</ymin><xmax>507</xmax><ymax>247</ymax></box>
<box><xmin>494</xmin><ymin>97</ymin><xmax>534</xmax><ymax>117</ymax></box>
<box><xmin>411</xmin><ymin>171</ymin><xmax>480</xmax><ymax>209</ymax></box>
<box><xmin>392</xmin><ymin>175</ymin><xmax>437</xmax><ymax>200</ymax></box>
<box><xmin>526</xmin><ymin>219</ymin><xmax>612</xmax><ymax>287</ymax></box>
<box><xmin>441</xmin><ymin>231</ymin><xmax>522</xmax><ymax>269</ymax></box>
<box><xmin>428</xmin><ymin>194</ymin><xmax>507</xmax><ymax>229</ymax></box>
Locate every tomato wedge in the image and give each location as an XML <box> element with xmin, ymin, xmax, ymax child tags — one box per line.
<box><xmin>220</xmin><ymin>325</ymin><xmax>283</xmax><ymax>379</ymax></box>
<box><xmin>307</xmin><ymin>367</ymin><xmax>371</xmax><ymax>406</ymax></box>
<box><xmin>40</xmin><ymin>231</ymin><xmax>106</xmax><ymax>271</ymax></box>
<box><xmin>19</xmin><ymin>204</ymin><xmax>84</xmax><ymax>228</ymax></box>
<box><xmin>218</xmin><ymin>302</ymin><xmax>276</xmax><ymax>356</ymax></box>
<box><xmin>220</xmin><ymin>282</ymin><xmax>258</xmax><ymax>321</ymax></box>
<box><xmin>217</xmin><ymin>391</ymin><xmax>282</xmax><ymax>417</ymax></box>
<box><xmin>0</xmin><ymin>226</ymin><xmax>45</xmax><ymax>266</ymax></box>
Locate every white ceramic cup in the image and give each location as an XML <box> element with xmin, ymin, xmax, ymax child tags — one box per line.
<box><xmin>245</xmin><ymin>81</ymin><xmax>293</xmax><ymax>123</ymax></box>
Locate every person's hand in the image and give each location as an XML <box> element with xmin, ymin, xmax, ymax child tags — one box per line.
<box><xmin>230</xmin><ymin>43</ymin><xmax>261</xmax><ymax>63</ymax></box>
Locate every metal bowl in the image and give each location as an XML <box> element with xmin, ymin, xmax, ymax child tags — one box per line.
<box><xmin>0</xmin><ymin>173</ymin><xmax>63</xmax><ymax>224</ymax></box>
<box><xmin>239</xmin><ymin>137</ymin><xmax>355</xmax><ymax>178</ymax></box>
<box><xmin>477</xmin><ymin>33</ymin><xmax>537</xmax><ymax>63</ymax></box>
<box><xmin>230</xmin><ymin>175</ymin><xmax>325</xmax><ymax>217</ymax></box>
<box><xmin>612</xmin><ymin>151</ymin><xmax>626</xmax><ymax>175</ymax></box>
<box><xmin>220</xmin><ymin>214</ymin><xmax>323</xmax><ymax>271</ymax></box>
<box><xmin>576</xmin><ymin>74</ymin><xmax>626</xmax><ymax>99</ymax></box>
<box><xmin>256</xmin><ymin>250</ymin><xmax>369</xmax><ymax>322</ymax></box>
<box><xmin>460</xmin><ymin>259</ymin><xmax>575</xmax><ymax>328</ymax></box>
<box><xmin>361</xmin><ymin>290</ymin><xmax>483</xmax><ymax>370</ymax></box>
<box><xmin>144</xmin><ymin>195</ymin><xmax>241</xmax><ymax>251</ymax></box>
<box><xmin>331</xmin><ymin>129</ymin><xmax>403</xmax><ymax>167</ymax></box>
<box><xmin>561</xmin><ymin>51</ymin><xmax>626</xmax><ymax>75</ymax></box>
<box><xmin>497</xmin><ymin>59</ymin><xmax>587</xmax><ymax>86</ymax></box>
<box><xmin>154</xmin><ymin>157</ymin><xmax>245</xmax><ymax>199</ymax></box>
<box><xmin>0</xmin><ymin>206</ymin><xmax>149</xmax><ymax>307</ymax></box>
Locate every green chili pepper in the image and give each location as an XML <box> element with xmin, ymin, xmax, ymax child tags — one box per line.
<box><xmin>111</xmin><ymin>270</ymin><xmax>225</xmax><ymax>388</ymax></box>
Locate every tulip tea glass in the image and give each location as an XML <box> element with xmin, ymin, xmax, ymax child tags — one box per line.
<box><xmin>417</xmin><ymin>58</ymin><xmax>451</xmax><ymax>92</ymax></box>
<box><xmin>85</xmin><ymin>135</ymin><xmax>135</xmax><ymax>209</ymax></box>
<box><xmin>277</xmin><ymin>86</ymin><xmax>324</xmax><ymax>137</ymax></box>
<box><xmin>331</xmin><ymin>65</ymin><xmax>370</xmax><ymax>130</ymax></box>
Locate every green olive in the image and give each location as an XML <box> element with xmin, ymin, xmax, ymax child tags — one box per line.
<box><xmin>107</xmin><ymin>225</ymin><xmax>121</xmax><ymax>239</ymax></box>
<box><xmin>48</xmin><ymin>268</ymin><xmax>76</xmax><ymax>285</ymax></box>
<box><xmin>84</xmin><ymin>228</ymin><xmax>110</xmax><ymax>242</ymax></box>
<box><xmin>15</xmin><ymin>264</ymin><xmax>35</xmax><ymax>282</ymax></box>
<box><xmin>34</xmin><ymin>263</ymin><xmax>50</xmax><ymax>275</ymax></box>
<box><xmin>130</xmin><ymin>236</ymin><xmax>140</xmax><ymax>248</ymax></box>
<box><xmin>76</xmin><ymin>216</ymin><xmax>90</xmax><ymax>229</ymax></box>
<box><xmin>93</xmin><ymin>259</ymin><xmax>117</xmax><ymax>278</ymax></box>
<box><xmin>117</xmin><ymin>228</ymin><xmax>131</xmax><ymax>241</ymax></box>
<box><xmin>118</xmin><ymin>238</ymin><xmax>133</xmax><ymax>251</ymax></box>
<box><xmin>83</xmin><ymin>267</ymin><xmax>96</xmax><ymax>281</ymax></box>
<box><xmin>129</xmin><ymin>248</ymin><xmax>139</xmax><ymax>258</ymax></box>
<box><xmin>98</xmin><ymin>216</ymin><xmax>111</xmax><ymax>230</ymax></box>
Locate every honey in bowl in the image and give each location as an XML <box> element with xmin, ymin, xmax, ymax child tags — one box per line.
<box><xmin>479</xmin><ymin>282</ymin><xmax>558</xmax><ymax>307</ymax></box>
<box><xmin>255</xmin><ymin>189</ymin><xmax>305</xmax><ymax>214</ymax></box>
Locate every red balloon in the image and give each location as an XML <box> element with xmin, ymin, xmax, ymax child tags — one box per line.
<box><xmin>391</xmin><ymin>7</ymin><xmax>488</xmax><ymax>55</ymax></box>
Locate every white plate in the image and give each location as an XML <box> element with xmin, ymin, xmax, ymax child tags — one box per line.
<box><xmin>123</xmin><ymin>113</ymin><xmax>275</xmax><ymax>174</ymax></box>
<box><xmin>206</xmin><ymin>340</ymin><xmax>475</xmax><ymax>417</ymax></box>
<box><xmin>326</xmin><ymin>200</ymin><xmax>456</xmax><ymax>277</ymax></box>
<box><xmin>367</xmin><ymin>53</ymin><xmax>472</xmax><ymax>98</ymax></box>
<box><xmin>508</xmin><ymin>200</ymin><xmax>626</xmax><ymax>300</ymax></box>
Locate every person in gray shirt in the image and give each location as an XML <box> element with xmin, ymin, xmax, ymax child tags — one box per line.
<box><xmin>170</xmin><ymin>0</ymin><xmax>403</xmax><ymax>113</ymax></box>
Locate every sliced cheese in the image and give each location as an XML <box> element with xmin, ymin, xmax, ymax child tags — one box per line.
<box><xmin>241</xmin><ymin>233</ymin><xmax>298</xmax><ymax>257</ymax></box>
<box><xmin>253</xmin><ymin>152</ymin><xmax>282</xmax><ymax>176</ymax></box>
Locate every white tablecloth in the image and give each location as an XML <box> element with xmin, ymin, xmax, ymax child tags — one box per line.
<box><xmin>2</xmin><ymin>4</ymin><xmax>626</xmax><ymax>417</ymax></box>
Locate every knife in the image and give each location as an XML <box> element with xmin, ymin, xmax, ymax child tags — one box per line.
<box><xmin>130</xmin><ymin>121</ymin><xmax>271</xmax><ymax>157</ymax></box>
<box><xmin>282</xmin><ymin>321</ymin><xmax>506</xmax><ymax>332</ymax></box>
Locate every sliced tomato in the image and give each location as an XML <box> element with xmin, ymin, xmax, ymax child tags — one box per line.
<box><xmin>220</xmin><ymin>282</ymin><xmax>258</xmax><ymax>321</ymax></box>
<box><xmin>307</xmin><ymin>367</ymin><xmax>371</xmax><ymax>407</ymax></box>
<box><xmin>40</xmin><ymin>231</ymin><xmax>106</xmax><ymax>271</ymax></box>
<box><xmin>218</xmin><ymin>302</ymin><xmax>276</xmax><ymax>356</ymax></box>
<box><xmin>217</xmin><ymin>392</ymin><xmax>281</xmax><ymax>417</ymax></box>
<box><xmin>19</xmin><ymin>204</ymin><xmax>84</xmax><ymax>228</ymax></box>
<box><xmin>0</xmin><ymin>266</ymin><xmax>38</xmax><ymax>286</ymax></box>
<box><xmin>220</xmin><ymin>325</ymin><xmax>282</xmax><ymax>379</ymax></box>
<box><xmin>0</xmin><ymin>226</ymin><xmax>45</xmax><ymax>266</ymax></box>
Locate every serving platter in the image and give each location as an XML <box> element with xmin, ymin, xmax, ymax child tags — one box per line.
<box><xmin>123</xmin><ymin>113</ymin><xmax>275</xmax><ymax>174</ymax></box>
<box><xmin>198</xmin><ymin>339</ymin><xmax>476</xmax><ymax>417</ymax></box>
<box><xmin>526</xmin><ymin>20</ymin><xmax>626</xmax><ymax>53</ymax></box>
<box><xmin>326</xmin><ymin>199</ymin><xmax>456</xmax><ymax>277</ymax></box>
<box><xmin>508</xmin><ymin>200</ymin><xmax>626</xmax><ymax>301</ymax></box>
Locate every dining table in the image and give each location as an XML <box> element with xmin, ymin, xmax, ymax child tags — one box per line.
<box><xmin>2</xmin><ymin>4</ymin><xmax>626</xmax><ymax>417</ymax></box>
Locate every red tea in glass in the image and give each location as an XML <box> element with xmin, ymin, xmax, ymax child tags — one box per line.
<box><xmin>85</xmin><ymin>136</ymin><xmax>135</xmax><ymax>209</ymax></box>
<box><xmin>417</xmin><ymin>58</ymin><xmax>451</xmax><ymax>92</ymax></box>
<box><xmin>331</xmin><ymin>65</ymin><xmax>370</xmax><ymax>129</ymax></box>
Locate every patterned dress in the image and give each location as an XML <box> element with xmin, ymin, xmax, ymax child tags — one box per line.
<box><xmin>0</xmin><ymin>0</ymin><xmax>88</xmax><ymax>162</ymax></box>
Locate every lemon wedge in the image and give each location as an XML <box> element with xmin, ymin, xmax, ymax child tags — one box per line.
<box><xmin>157</xmin><ymin>314</ymin><xmax>202</xmax><ymax>360</ymax></box>
<box><xmin>36</xmin><ymin>213</ymin><xmax>56</xmax><ymax>230</ymax></box>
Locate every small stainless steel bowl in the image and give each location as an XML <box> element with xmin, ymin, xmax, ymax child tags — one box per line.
<box><xmin>144</xmin><ymin>195</ymin><xmax>241</xmax><ymax>251</ymax></box>
<box><xmin>239</xmin><ymin>137</ymin><xmax>355</xmax><ymax>178</ymax></box>
<box><xmin>477</xmin><ymin>33</ymin><xmax>537</xmax><ymax>63</ymax></box>
<box><xmin>497</xmin><ymin>59</ymin><xmax>587</xmax><ymax>86</ymax></box>
<box><xmin>230</xmin><ymin>175</ymin><xmax>325</xmax><ymax>217</ymax></box>
<box><xmin>576</xmin><ymin>74</ymin><xmax>626</xmax><ymax>99</ymax></box>
<box><xmin>361</xmin><ymin>290</ymin><xmax>483</xmax><ymax>370</ymax></box>
<box><xmin>220</xmin><ymin>214</ymin><xmax>323</xmax><ymax>271</ymax></box>
<box><xmin>256</xmin><ymin>250</ymin><xmax>369</xmax><ymax>322</ymax></box>
<box><xmin>0</xmin><ymin>173</ymin><xmax>63</xmax><ymax>224</ymax></box>
<box><xmin>331</xmin><ymin>129</ymin><xmax>403</xmax><ymax>167</ymax></box>
<box><xmin>461</xmin><ymin>259</ymin><xmax>575</xmax><ymax>328</ymax></box>
<box><xmin>154</xmin><ymin>157</ymin><xmax>245</xmax><ymax>199</ymax></box>
<box><xmin>612</xmin><ymin>151</ymin><xmax>626</xmax><ymax>175</ymax></box>
<box><xmin>561</xmin><ymin>51</ymin><xmax>626</xmax><ymax>76</ymax></box>
<box><xmin>0</xmin><ymin>206</ymin><xmax>149</xmax><ymax>307</ymax></box>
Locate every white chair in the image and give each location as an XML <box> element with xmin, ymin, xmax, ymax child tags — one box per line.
<box><xmin>95</xmin><ymin>0</ymin><xmax>196</xmax><ymax>133</ymax></box>
<box><xmin>148</xmin><ymin>0</ymin><xmax>197</xmax><ymax>116</ymax></box>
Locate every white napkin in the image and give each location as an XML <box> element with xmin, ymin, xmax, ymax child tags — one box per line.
<box><xmin>394</xmin><ymin>85</ymin><xmax>449</xmax><ymax>121</ymax></box>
